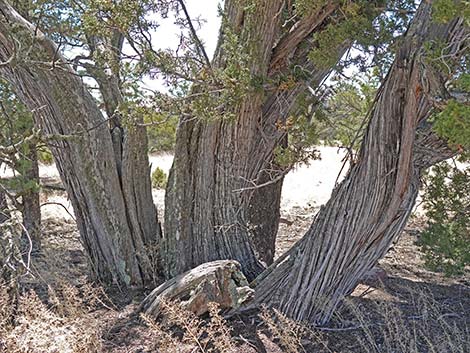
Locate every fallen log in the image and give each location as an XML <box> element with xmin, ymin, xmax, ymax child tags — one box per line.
<box><xmin>140</xmin><ymin>260</ymin><xmax>254</xmax><ymax>318</ymax></box>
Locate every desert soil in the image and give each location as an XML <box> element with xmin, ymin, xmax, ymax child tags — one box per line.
<box><xmin>1</xmin><ymin>146</ymin><xmax>468</xmax><ymax>352</ymax></box>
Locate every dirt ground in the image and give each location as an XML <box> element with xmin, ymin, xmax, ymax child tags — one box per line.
<box><xmin>4</xmin><ymin>148</ymin><xmax>469</xmax><ymax>352</ymax></box>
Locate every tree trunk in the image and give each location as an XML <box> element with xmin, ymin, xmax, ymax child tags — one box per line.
<box><xmin>85</xmin><ymin>31</ymin><xmax>163</xmax><ymax>272</ymax></box>
<box><xmin>0</xmin><ymin>186</ymin><xmax>9</xmax><ymax>276</ymax></box>
<box><xmin>0</xmin><ymin>0</ymin><xmax>161</xmax><ymax>289</ymax></box>
<box><xmin>252</xmin><ymin>2</ymin><xmax>467</xmax><ymax>324</ymax></box>
<box><xmin>247</xmin><ymin>165</ymin><xmax>284</xmax><ymax>266</ymax></box>
<box><xmin>163</xmin><ymin>0</ymin><xmax>342</xmax><ymax>279</ymax></box>
<box><xmin>21</xmin><ymin>148</ymin><xmax>40</xmax><ymax>251</ymax></box>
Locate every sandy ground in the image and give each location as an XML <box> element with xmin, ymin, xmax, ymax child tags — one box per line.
<box><xmin>0</xmin><ymin>146</ymin><xmax>350</xmax><ymax>222</ymax></box>
<box><xmin>0</xmin><ymin>146</ymin><xmax>348</xmax><ymax>225</ymax></box>
<box><xmin>3</xmin><ymin>148</ymin><xmax>468</xmax><ymax>353</ymax></box>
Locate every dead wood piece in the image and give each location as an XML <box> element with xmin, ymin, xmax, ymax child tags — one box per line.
<box><xmin>140</xmin><ymin>260</ymin><xmax>254</xmax><ymax>318</ymax></box>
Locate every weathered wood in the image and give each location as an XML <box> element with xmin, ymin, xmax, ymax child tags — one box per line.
<box><xmin>163</xmin><ymin>0</ymin><xmax>285</xmax><ymax>281</ymax></box>
<box><xmin>40</xmin><ymin>177</ymin><xmax>65</xmax><ymax>191</ymax></box>
<box><xmin>164</xmin><ymin>0</ymin><xmax>346</xmax><ymax>280</ymax></box>
<box><xmin>252</xmin><ymin>1</ymin><xmax>466</xmax><ymax>324</ymax></box>
<box><xmin>0</xmin><ymin>0</ymin><xmax>160</xmax><ymax>288</ymax></box>
<box><xmin>140</xmin><ymin>260</ymin><xmax>254</xmax><ymax>318</ymax></box>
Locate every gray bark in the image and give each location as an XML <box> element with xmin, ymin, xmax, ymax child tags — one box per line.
<box><xmin>0</xmin><ymin>0</ymin><xmax>161</xmax><ymax>288</ymax></box>
<box><xmin>0</xmin><ymin>184</ymin><xmax>7</xmax><ymax>225</ymax></box>
<box><xmin>164</xmin><ymin>1</ymin><xmax>342</xmax><ymax>279</ymax></box>
<box><xmin>84</xmin><ymin>30</ymin><xmax>163</xmax><ymax>271</ymax></box>
<box><xmin>141</xmin><ymin>260</ymin><xmax>254</xmax><ymax>318</ymax></box>
<box><xmin>252</xmin><ymin>2</ymin><xmax>467</xmax><ymax>324</ymax></box>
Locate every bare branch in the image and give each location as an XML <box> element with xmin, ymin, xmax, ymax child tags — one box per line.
<box><xmin>269</xmin><ymin>2</ymin><xmax>338</xmax><ymax>74</ymax></box>
<box><xmin>176</xmin><ymin>0</ymin><xmax>212</xmax><ymax>70</ymax></box>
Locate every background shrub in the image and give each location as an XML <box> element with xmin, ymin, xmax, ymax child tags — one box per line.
<box><xmin>145</xmin><ymin>115</ymin><xmax>178</xmax><ymax>153</ymax></box>
<box><xmin>37</xmin><ymin>147</ymin><xmax>54</xmax><ymax>165</ymax></box>
<box><xmin>419</xmin><ymin>161</ymin><xmax>470</xmax><ymax>276</ymax></box>
<box><xmin>151</xmin><ymin>167</ymin><xmax>168</xmax><ymax>189</ymax></box>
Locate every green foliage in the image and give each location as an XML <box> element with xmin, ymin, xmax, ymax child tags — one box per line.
<box><xmin>37</xmin><ymin>147</ymin><xmax>54</xmax><ymax>165</ymax></box>
<box><xmin>0</xmin><ymin>80</ymin><xmax>40</xmax><ymax>197</ymax></box>
<box><xmin>422</xmin><ymin>17</ymin><xmax>469</xmax><ymax>270</ymax></box>
<box><xmin>432</xmin><ymin>0</ymin><xmax>470</xmax><ymax>24</ymax></box>
<box><xmin>454</xmin><ymin>73</ymin><xmax>470</xmax><ymax>92</ymax></box>
<box><xmin>432</xmin><ymin>0</ymin><xmax>458</xmax><ymax>23</ymax></box>
<box><xmin>151</xmin><ymin>167</ymin><xmax>167</xmax><ymax>189</ymax></box>
<box><xmin>145</xmin><ymin>115</ymin><xmax>178</xmax><ymax>153</ymax></box>
<box><xmin>82</xmin><ymin>0</ymin><xmax>154</xmax><ymax>35</ymax></box>
<box><xmin>274</xmin><ymin>115</ymin><xmax>321</xmax><ymax>168</ymax></box>
<box><xmin>420</xmin><ymin>23</ymin><xmax>470</xmax><ymax>212</ymax></box>
<box><xmin>274</xmin><ymin>70</ymin><xmax>379</xmax><ymax>167</ymax></box>
<box><xmin>419</xmin><ymin>162</ymin><xmax>470</xmax><ymax>276</ymax></box>
<box><xmin>315</xmin><ymin>71</ymin><xmax>379</xmax><ymax>149</ymax></box>
<box><xmin>308</xmin><ymin>0</ymin><xmax>415</xmax><ymax>74</ymax></box>
<box><xmin>433</xmin><ymin>100</ymin><xmax>470</xmax><ymax>149</ymax></box>
<box><xmin>431</xmin><ymin>62</ymin><xmax>470</xmax><ymax>151</ymax></box>
<box><xmin>309</xmin><ymin>8</ymin><xmax>371</xmax><ymax>69</ymax></box>
<box><xmin>211</xmin><ymin>26</ymin><xmax>254</xmax><ymax>115</ymax></box>
<box><xmin>182</xmin><ymin>21</ymin><xmax>255</xmax><ymax>122</ymax></box>
<box><xmin>115</xmin><ymin>100</ymin><xmax>177</xmax><ymax>152</ymax></box>
<box><xmin>293</xmin><ymin>0</ymin><xmax>329</xmax><ymax>17</ymax></box>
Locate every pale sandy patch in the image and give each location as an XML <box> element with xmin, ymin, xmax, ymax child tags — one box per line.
<box><xmin>0</xmin><ymin>148</ymin><xmax>355</xmax><ymax>222</ymax></box>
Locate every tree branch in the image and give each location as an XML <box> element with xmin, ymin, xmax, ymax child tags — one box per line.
<box><xmin>177</xmin><ymin>0</ymin><xmax>212</xmax><ymax>70</ymax></box>
<box><xmin>269</xmin><ymin>1</ymin><xmax>339</xmax><ymax>74</ymax></box>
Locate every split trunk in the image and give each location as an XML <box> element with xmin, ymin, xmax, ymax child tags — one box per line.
<box><xmin>0</xmin><ymin>0</ymin><xmax>161</xmax><ymax>289</ymax></box>
<box><xmin>163</xmin><ymin>0</ymin><xmax>342</xmax><ymax>280</ymax></box>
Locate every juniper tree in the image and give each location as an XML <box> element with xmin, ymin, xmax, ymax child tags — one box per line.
<box><xmin>0</xmin><ymin>0</ymin><xmax>162</xmax><ymax>288</ymax></box>
<box><xmin>252</xmin><ymin>0</ymin><xmax>469</xmax><ymax>324</ymax></box>
<box><xmin>1</xmin><ymin>0</ymin><xmax>468</xmax><ymax>327</ymax></box>
<box><xmin>0</xmin><ymin>0</ymin><xmax>415</xmax><ymax>283</ymax></box>
<box><xmin>161</xmin><ymin>0</ymin><xmax>416</xmax><ymax>279</ymax></box>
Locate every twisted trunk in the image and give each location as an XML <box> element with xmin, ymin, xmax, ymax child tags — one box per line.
<box><xmin>252</xmin><ymin>2</ymin><xmax>467</xmax><ymax>324</ymax></box>
<box><xmin>0</xmin><ymin>0</ymin><xmax>160</xmax><ymax>289</ymax></box>
<box><xmin>164</xmin><ymin>0</ymin><xmax>342</xmax><ymax>279</ymax></box>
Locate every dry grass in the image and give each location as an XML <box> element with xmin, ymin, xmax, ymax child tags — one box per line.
<box><xmin>1</xmin><ymin>200</ymin><xmax>468</xmax><ymax>352</ymax></box>
<box><xmin>0</xmin><ymin>280</ymin><xmax>107</xmax><ymax>353</ymax></box>
<box><xmin>342</xmin><ymin>287</ymin><xmax>469</xmax><ymax>353</ymax></box>
<box><xmin>137</xmin><ymin>283</ymin><xmax>469</xmax><ymax>353</ymax></box>
<box><xmin>141</xmin><ymin>299</ymin><xmax>237</xmax><ymax>352</ymax></box>
<box><xmin>253</xmin><ymin>284</ymin><xmax>469</xmax><ymax>353</ymax></box>
<box><xmin>1</xmin><ymin>273</ymin><xmax>468</xmax><ymax>353</ymax></box>
<box><xmin>0</xmin><ymin>282</ymin><xmax>15</xmax><ymax>335</ymax></box>
<box><xmin>259</xmin><ymin>306</ymin><xmax>330</xmax><ymax>353</ymax></box>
